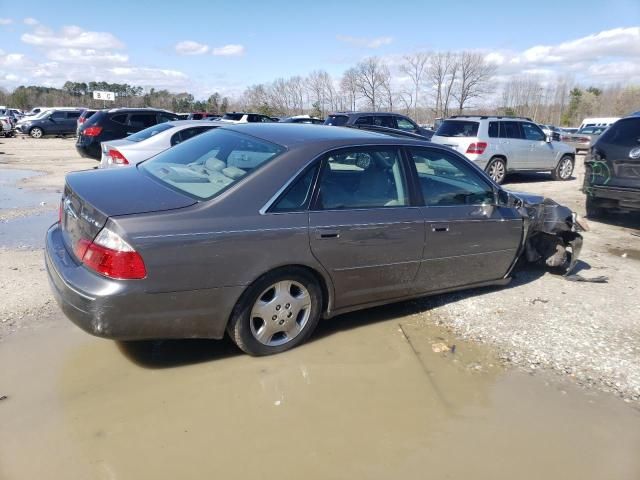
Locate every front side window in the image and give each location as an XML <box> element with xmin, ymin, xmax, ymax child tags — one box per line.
<box><xmin>396</xmin><ymin>117</ymin><xmax>417</xmax><ymax>131</ymax></box>
<box><xmin>315</xmin><ymin>148</ymin><xmax>408</xmax><ymax>210</ymax></box>
<box><xmin>142</xmin><ymin>129</ymin><xmax>285</xmax><ymax>200</ymax></box>
<box><xmin>521</xmin><ymin>122</ymin><xmax>545</xmax><ymax>141</ymax></box>
<box><xmin>374</xmin><ymin>115</ymin><xmax>396</xmax><ymax>128</ymax></box>
<box><xmin>50</xmin><ymin>111</ymin><xmax>66</xmax><ymax>120</ymax></box>
<box><xmin>408</xmin><ymin>147</ymin><xmax>494</xmax><ymax>206</ymax></box>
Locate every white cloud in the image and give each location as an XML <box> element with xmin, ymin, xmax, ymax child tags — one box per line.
<box><xmin>336</xmin><ymin>35</ymin><xmax>393</xmax><ymax>49</ymax></box>
<box><xmin>0</xmin><ymin>18</ymin><xmax>13</xmax><ymax>25</ymax></box>
<box><xmin>23</xmin><ymin>17</ymin><xmax>39</xmax><ymax>25</ymax></box>
<box><xmin>175</xmin><ymin>40</ymin><xmax>209</xmax><ymax>55</ymax></box>
<box><xmin>485</xmin><ymin>27</ymin><xmax>640</xmax><ymax>85</ymax></box>
<box><xmin>46</xmin><ymin>48</ymin><xmax>128</xmax><ymax>65</ymax></box>
<box><xmin>22</xmin><ymin>24</ymin><xmax>124</xmax><ymax>49</ymax></box>
<box><xmin>212</xmin><ymin>44</ymin><xmax>245</xmax><ymax>56</ymax></box>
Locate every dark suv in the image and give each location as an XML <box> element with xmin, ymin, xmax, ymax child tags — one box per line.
<box><xmin>583</xmin><ymin>114</ymin><xmax>640</xmax><ymax>216</ymax></box>
<box><xmin>17</xmin><ymin>108</ymin><xmax>83</xmax><ymax>138</ymax></box>
<box><xmin>324</xmin><ymin>112</ymin><xmax>434</xmax><ymax>139</ymax></box>
<box><xmin>76</xmin><ymin>108</ymin><xmax>178</xmax><ymax>160</ymax></box>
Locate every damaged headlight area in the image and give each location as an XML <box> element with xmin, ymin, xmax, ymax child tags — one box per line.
<box><xmin>510</xmin><ymin>193</ymin><xmax>587</xmax><ymax>275</ymax></box>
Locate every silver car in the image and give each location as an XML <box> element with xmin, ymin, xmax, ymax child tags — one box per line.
<box><xmin>100</xmin><ymin>120</ymin><xmax>222</xmax><ymax>168</ymax></box>
<box><xmin>431</xmin><ymin>116</ymin><xmax>576</xmax><ymax>184</ymax></box>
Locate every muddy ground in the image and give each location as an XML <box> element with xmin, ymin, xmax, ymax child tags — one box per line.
<box><xmin>1</xmin><ymin>136</ymin><xmax>640</xmax><ymax>478</ymax></box>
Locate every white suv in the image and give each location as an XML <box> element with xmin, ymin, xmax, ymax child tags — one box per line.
<box><xmin>431</xmin><ymin>116</ymin><xmax>576</xmax><ymax>184</ymax></box>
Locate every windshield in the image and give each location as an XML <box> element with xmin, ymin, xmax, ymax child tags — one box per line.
<box><xmin>324</xmin><ymin>115</ymin><xmax>349</xmax><ymax>126</ymax></box>
<box><xmin>222</xmin><ymin>113</ymin><xmax>245</xmax><ymax>121</ymax></box>
<box><xmin>127</xmin><ymin>123</ymin><xmax>174</xmax><ymax>142</ymax></box>
<box><xmin>579</xmin><ymin>126</ymin><xmax>606</xmax><ymax>134</ymax></box>
<box><xmin>435</xmin><ymin>120</ymin><xmax>479</xmax><ymax>137</ymax></box>
<box><xmin>141</xmin><ymin>129</ymin><xmax>285</xmax><ymax>200</ymax></box>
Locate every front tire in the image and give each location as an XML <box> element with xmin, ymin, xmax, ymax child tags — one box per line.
<box><xmin>552</xmin><ymin>155</ymin><xmax>574</xmax><ymax>181</ymax></box>
<box><xmin>227</xmin><ymin>268</ymin><xmax>322</xmax><ymax>356</ymax></box>
<box><xmin>29</xmin><ymin>127</ymin><xmax>43</xmax><ymax>139</ymax></box>
<box><xmin>486</xmin><ymin>157</ymin><xmax>507</xmax><ymax>184</ymax></box>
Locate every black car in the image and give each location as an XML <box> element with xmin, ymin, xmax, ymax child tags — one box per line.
<box><xmin>76</xmin><ymin>108</ymin><xmax>179</xmax><ymax>160</ymax></box>
<box><xmin>17</xmin><ymin>108</ymin><xmax>83</xmax><ymax>138</ymax></box>
<box><xmin>279</xmin><ymin>116</ymin><xmax>324</xmax><ymax>124</ymax></box>
<box><xmin>76</xmin><ymin>109</ymin><xmax>97</xmax><ymax>135</ymax></box>
<box><xmin>324</xmin><ymin>112</ymin><xmax>434</xmax><ymax>140</ymax></box>
<box><xmin>584</xmin><ymin>114</ymin><xmax>640</xmax><ymax>216</ymax></box>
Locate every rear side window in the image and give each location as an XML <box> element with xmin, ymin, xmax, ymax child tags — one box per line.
<box><xmin>271</xmin><ymin>165</ymin><xmax>319</xmax><ymax>212</ymax></box>
<box><xmin>598</xmin><ymin>119</ymin><xmax>639</xmax><ymax>147</ymax></box>
<box><xmin>111</xmin><ymin>114</ymin><xmax>127</xmax><ymax>124</ymax></box>
<box><xmin>170</xmin><ymin>126</ymin><xmax>215</xmax><ymax>146</ymax></box>
<box><xmin>436</xmin><ymin>120</ymin><xmax>479</xmax><ymax>137</ymax></box>
<box><xmin>324</xmin><ymin>115</ymin><xmax>348</xmax><ymax>126</ymax></box>
<box><xmin>67</xmin><ymin>111</ymin><xmax>81</xmax><ymax>120</ymax></box>
<box><xmin>128</xmin><ymin>114</ymin><xmax>156</xmax><ymax>129</ymax></box>
<box><xmin>500</xmin><ymin>122</ymin><xmax>522</xmax><ymax>139</ymax></box>
<box><xmin>488</xmin><ymin>122</ymin><xmax>499</xmax><ymax>138</ymax></box>
<box><xmin>223</xmin><ymin>113</ymin><xmax>245</xmax><ymax>121</ymax></box>
<box><xmin>158</xmin><ymin>113</ymin><xmax>177</xmax><ymax>123</ymax></box>
<box><xmin>355</xmin><ymin>116</ymin><xmax>373</xmax><ymax>126</ymax></box>
<box><xmin>128</xmin><ymin>123</ymin><xmax>174</xmax><ymax>142</ymax></box>
<box><xmin>50</xmin><ymin>111</ymin><xmax>66</xmax><ymax>120</ymax></box>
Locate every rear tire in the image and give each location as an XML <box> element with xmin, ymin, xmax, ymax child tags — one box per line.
<box><xmin>29</xmin><ymin>127</ymin><xmax>43</xmax><ymax>139</ymax></box>
<box><xmin>227</xmin><ymin>267</ymin><xmax>322</xmax><ymax>356</ymax></box>
<box><xmin>486</xmin><ymin>157</ymin><xmax>507</xmax><ymax>184</ymax></box>
<box><xmin>552</xmin><ymin>155</ymin><xmax>574</xmax><ymax>181</ymax></box>
<box><xmin>586</xmin><ymin>196</ymin><xmax>606</xmax><ymax>218</ymax></box>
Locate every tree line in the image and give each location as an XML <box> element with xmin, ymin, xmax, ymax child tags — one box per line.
<box><xmin>1</xmin><ymin>51</ymin><xmax>639</xmax><ymax>126</ymax></box>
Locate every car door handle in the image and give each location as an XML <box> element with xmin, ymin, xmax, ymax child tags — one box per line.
<box><xmin>315</xmin><ymin>229</ymin><xmax>340</xmax><ymax>239</ymax></box>
<box><xmin>431</xmin><ymin>224</ymin><xmax>449</xmax><ymax>233</ymax></box>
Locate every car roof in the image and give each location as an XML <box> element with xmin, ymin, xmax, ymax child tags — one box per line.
<box><xmin>327</xmin><ymin>111</ymin><xmax>403</xmax><ymax>117</ymax></box>
<box><xmin>219</xmin><ymin>123</ymin><xmax>430</xmax><ymax>148</ymax></box>
<box><xmin>105</xmin><ymin>107</ymin><xmax>174</xmax><ymax>114</ymax></box>
<box><xmin>165</xmin><ymin>120</ymin><xmax>227</xmax><ymax>127</ymax></box>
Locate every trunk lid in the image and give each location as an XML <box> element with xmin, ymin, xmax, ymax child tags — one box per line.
<box><xmin>61</xmin><ymin>167</ymin><xmax>197</xmax><ymax>259</ymax></box>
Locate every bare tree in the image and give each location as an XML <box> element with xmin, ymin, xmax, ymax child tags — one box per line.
<box><xmin>379</xmin><ymin>63</ymin><xmax>394</xmax><ymax>110</ymax></box>
<box><xmin>400</xmin><ymin>52</ymin><xmax>430</xmax><ymax>121</ymax></box>
<box><xmin>354</xmin><ymin>57</ymin><xmax>388</xmax><ymax>111</ymax></box>
<box><xmin>453</xmin><ymin>52</ymin><xmax>496</xmax><ymax>113</ymax></box>
<box><xmin>427</xmin><ymin>52</ymin><xmax>459</xmax><ymax>118</ymax></box>
<box><xmin>340</xmin><ymin>67</ymin><xmax>359</xmax><ymax>111</ymax></box>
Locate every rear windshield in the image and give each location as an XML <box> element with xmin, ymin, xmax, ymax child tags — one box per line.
<box><xmin>222</xmin><ymin>113</ymin><xmax>244</xmax><ymax>121</ymax></box>
<box><xmin>436</xmin><ymin>120</ymin><xmax>479</xmax><ymax>137</ymax></box>
<box><xmin>597</xmin><ymin>118</ymin><xmax>638</xmax><ymax>147</ymax></box>
<box><xmin>141</xmin><ymin>129</ymin><xmax>286</xmax><ymax>200</ymax></box>
<box><xmin>324</xmin><ymin>115</ymin><xmax>349</xmax><ymax>126</ymax></box>
<box><xmin>127</xmin><ymin>123</ymin><xmax>174</xmax><ymax>142</ymax></box>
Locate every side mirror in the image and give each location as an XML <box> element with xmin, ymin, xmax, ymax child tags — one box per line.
<box><xmin>545</xmin><ymin>135</ymin><xmax>552</xmax><ymax>143</ymax></box>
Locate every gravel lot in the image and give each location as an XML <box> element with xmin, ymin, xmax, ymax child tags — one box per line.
<box><xmin>1</xmin><ymin>136</ymin><xmax>639</xmax><ymax>401</ymax></box>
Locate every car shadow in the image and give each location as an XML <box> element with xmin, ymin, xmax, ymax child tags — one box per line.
<box><xmin>504</xmin><ymin>172</ymin><xmax>576</xmax><ymax>184</ymax></box>
<box><xmin>587</xmin><ymin>211</ymin><xmax>640</xmax><ymax>230</ymax></box>
<box><xmin>119</xmin><ymin>261</ymin><xmax>564</xmax><ymax>369</ymax></box>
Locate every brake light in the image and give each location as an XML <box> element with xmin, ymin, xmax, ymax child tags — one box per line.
<box><xmin>83</xmin><ymin>126</ymin><xmax>103</xmax><ymax>137</ymax></box>
<box><xmin>78</xmin><ymin>117</ymin><xmax>86</xmax><ymax>124</ymax></box>
<box><xmin>466</xmin><ymin>142</ymin><xmax>488</xmax><ymax>154</ymax></box>
<box><xmin>108</xmin><ymin>149</ymin><xmax>129</xmax><ymax>165</ymax></box>
<box><xmin>74</xmin><ymin>228</ymin><xmax>146</xmax><ymax>279</ymax></box>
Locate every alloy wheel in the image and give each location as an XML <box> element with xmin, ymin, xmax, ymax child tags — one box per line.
<box><xmin>249</xmin><ymin>280</ymin><xmax>312</xmax><ymax>346</ymax></box>
<box><xmin>559</xmin><ymin>158</ymin><xmax>573</xmax><ymax>179</ymax></box>
<box><xmin>488</xmin><ymin>160</ymin><xmax>506</xmax><ymax>183</ymax></box>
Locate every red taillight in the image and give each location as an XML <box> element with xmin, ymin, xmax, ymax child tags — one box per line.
<box><xmin>83</xmin><ymin>126</ymin><xmax>103</xmax><ymax>137</ymax></box>
<box><xmin>466</xmin><ymin>142</ymin><xmax>488</xmax><ymax>154</ymax></box>
<box><xmin>108</xmin><ymin>149</ymin><xmax>129</xmax><ymax>165</ymax></box>
<box><xmin>74</xmin><ymin>229</ymin><xmax>146</xmax><ymax>280</ymax></box>
<box><xmin>78</xmin><ymin>117</ymin><xmax>86</xmax><ymax>124</ymax></box>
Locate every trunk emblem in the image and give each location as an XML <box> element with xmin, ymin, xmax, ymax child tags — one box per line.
<box><xmin>63</xmin><ymin>198</ymin><xmax>78</xmax><ymax>219</ymax></box>
<box><xmin>630</xmin><ymin>147</ymin><xmax>640</xmax><ymax>159</ymax></box>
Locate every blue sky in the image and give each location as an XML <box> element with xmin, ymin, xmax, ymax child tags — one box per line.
<box><xmin>1</xmin><ymin>0</ymin><xmax>639</xmax><ymax>98</ymax></box>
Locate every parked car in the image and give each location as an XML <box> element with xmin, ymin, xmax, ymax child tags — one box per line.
<box><xmin>15</xmin><ymin>108</ymin><xmax>83</xmax><ymax>138</ymax></box>
<box><xmin>0</xmin><ymin>108</ymin><xmax>19</xmax><ymax>126</ymax></box>
<box><xmin>324</xmin><ymin>112</ymin><xmax>434</xmax><ymax>140</ymax></box>
<box><xmin>579</xmin><ymin>117</ymin><xmax>620</xmax><ymax>130</ymax></box>
<box><xmin>76</xmin><ymin>108</ymin><xmax>179</xmax><ymax>160</ymax></box>
<box><xmin>561</xmin><ymin>127</ymin><xmax>578</xmax><ymax>135</ymax></box>
<box><xmin>219</xmin><ymin>112</ymin><xmax>275</xmax><ymax>123</ymax></box>
<box><xmin>0</xmin><ymin>117</ymin><xmax>14</xmax><ymax>137</ymax></box>
<box><xmin>563</xmin><ymin>125</ymin><xmax>608</xmax><ymax>152</ymax></box>
<box><xmin>99</xmin><ymin>120</ymin><xmax>222</xmax><ymax>168</ymax></box>
<box><xmin>24</xmin><ymin>107</ymin><xmax>48</xmax><ymax>117</ymax></box>
<box><xmin>184</xmin><ymin>112</ymin><xmax>221</xmax><ymax>120</ymax></box>
<box><xmin>279</xmin><ymin>115</ymin><xmax>324</xmax><ymax>124</ymax></box>
<box><xmin>583</xmin><ymin>114</ymin><xmax>640</xmax><ymax>216</ymax></box>
<box><xmin>46</xmin><ymin>123</ymin><xmax>584</xmax><ymax>356</ymax></box>
<box><xmin>539</xmin><ymin>124</ymin><xmax>562</xmax><ymax>141</ymax></box>
<box><xmin>430</xmin><ymin>116</ymin><xmax>576</xmax><ymax>184</ymax></box>
<box><xmin>76</xmin><ymin>109</ymin><xmax>97</xmax><ymax>135</ymax></box>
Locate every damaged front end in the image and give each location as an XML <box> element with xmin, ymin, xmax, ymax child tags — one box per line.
<box><xmin>509</xmin><ymin>192</ymin><xmax>587</xmax><ymax>275</ymax></box>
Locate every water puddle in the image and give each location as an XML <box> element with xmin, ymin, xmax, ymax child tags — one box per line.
<box><xmin>0</xmin><ymin>211</ymin><xmax>57</xmax><ymax>249</ymax></box>
<box><xmin>608</xmin><ymin>246</ymin><xmax>640</xmax><ymax>261</ymax></box>
<box><xmin>1</xmin><ymin>309</ymin><xmax>639</xmax><ymax>479</ymax></box>
<box><xmin>0</xmin><ymin>168</ymin><xmax>59</xmax><ymax>210</ymax></box>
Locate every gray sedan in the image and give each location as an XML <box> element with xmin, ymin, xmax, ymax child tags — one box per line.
<box><xmin>46</xmin><ymin>124</ymin><xmax>583</xmax><ymax>355</ymax></box>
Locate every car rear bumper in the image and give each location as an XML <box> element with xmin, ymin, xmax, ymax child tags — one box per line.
<box><xmin>75</xmin><ymin>139</ymin><xmax>101</xmax><ymax>160</ymax></box>
<box><xmin>584</xmin><ymin>185</ymin><xmax>640</xmax><ymax>211</ymax></box>
<box><xmin>45</xmin><ymin>224</ymin><xmax>243</xmax><ymax>340</ymax></box>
